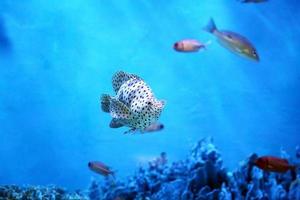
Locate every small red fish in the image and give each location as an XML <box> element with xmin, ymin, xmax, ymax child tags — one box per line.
<box><xmin>254</xmin><ymin>156</ymin><xmax>296</xmax><ymax>173</ymax></box>
<box><xmin>88</xmin><ymin>161</ymin><xmax>114</xmax><ymax>177</ymax></box>
<box><xmin>173</xmin><ymin>39</ymin><xmax>209</xmax><ymax>52</ymax></box>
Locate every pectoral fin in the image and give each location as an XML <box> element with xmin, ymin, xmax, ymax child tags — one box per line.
<box><xmin>101</xmin><ymin>94</ymin><xmax>111</xmax><ymax>113</ymax></box>
<box><xmin>110</xmin><ymin>98</ymin><xmax>131</xmax><ymax>119</ymax></box>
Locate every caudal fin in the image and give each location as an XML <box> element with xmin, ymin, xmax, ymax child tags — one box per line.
<box><xmin>203</xmin><ymin>18</ymin><xmax>217</xmax><ymax>34</ymax></box>
<box><xmin>101</xmin><ymin>94</ymin><xmax>111</xmax><ymax>113</ymax></box>
<box><xmin>202</xmin><ymin>40</ymin><xmax>212</xmax><ymax>50</ymax></box>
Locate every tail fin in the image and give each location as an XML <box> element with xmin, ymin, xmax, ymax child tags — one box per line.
<box><xmin>203</xmin><ymin>18</ymin><xmax>217</xmax><ymax>34</ymax></box>
<box><xmin>101</xmin><ymin>94</ymin><xmax>111</xmax><ymax>113</ymax></box>
<box><xmin>203</xmin><ymin>40</ymin><xmax>212</xmax><ymax>50</ymax></box>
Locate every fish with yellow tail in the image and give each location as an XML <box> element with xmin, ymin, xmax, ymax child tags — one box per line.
<box><xmin>203</xmin><ymin>18</ymin><xmax>259</xmax><ymax>61</ymax></box>
<box><xmin>101</xmin><ymin>71</ymin><xmax>165</xmax><ymax>134</ymax></box>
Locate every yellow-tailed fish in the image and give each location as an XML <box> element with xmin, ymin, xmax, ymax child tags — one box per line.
<box><xmin>204</xmin><ymin>18</ymin><xmax>259</xmax><ymax>61</ymax></box>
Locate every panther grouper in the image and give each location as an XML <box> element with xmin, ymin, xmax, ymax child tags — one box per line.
<box><xmin>204</xmin><ymin>18</ymin><xmax>259</xmax><ymax>61</ymax></box>
<box><xmin>101</xmin><ymin>71</ymin><xmax>165</xmax><ymax>134</ymax></box>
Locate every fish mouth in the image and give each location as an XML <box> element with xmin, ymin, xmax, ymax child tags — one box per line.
<box><xmin>249</xmin><ymin>55</ymin><xmax>260</xmax><ymax>62</ymax></box>
<box><xmin>239</xmin><ymin>52</ymin><xmax>260</xmax><ymax>62</ymax></box>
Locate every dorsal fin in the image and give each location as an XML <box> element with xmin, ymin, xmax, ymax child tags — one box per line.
<box><xmin>112</xmin><ymin>71</ymin><xmax>141</xmax><ymax>93</ymax></box>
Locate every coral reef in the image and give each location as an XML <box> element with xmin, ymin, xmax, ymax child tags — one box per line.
<box><xmin>0</xmin><ymin>138</ymin><xmax>299</xmax><ymax>199</ymax></box>
<box><xmin>0</xmin><ymin>185</ymin><xmax>87</xmax><ymax>200</ymax></box>
<box><xmin>88</xmin><ymin>137</ymin><xmax>299</xmax><ymax>200</ymax></box>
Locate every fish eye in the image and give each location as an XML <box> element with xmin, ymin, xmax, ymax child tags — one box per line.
<box><xmin>159</xmin><ymin>124</ymin><xmax>164</xmax><ymax>129</ymax></box>
<box><xmin>88</xmin><ymin>162</ymin><xmax>92</xmax><ymax>167</ymax></box>
<box><xmin>174</xmin><ymin>43</ymin><xmax>178</xmax><ymax>48</ymax></box>
<box><xmin>252</xmin><ymin>50</ymin><xmax>258</xmax><ymax>58</ymax></box>
<box><xmin>226</xmin><ymin>34</ymin><xmax>233</xmax><ymax>39</ymax></box>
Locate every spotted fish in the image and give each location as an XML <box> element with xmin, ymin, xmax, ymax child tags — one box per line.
<box><xmin>101</xmin><ymin>71</ymin><xmax>165</xmax><ymax>134</ymax></box>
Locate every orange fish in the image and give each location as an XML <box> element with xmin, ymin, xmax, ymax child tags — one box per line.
<box><xmin>88</xmin><ymin>161</ymin><xmax>114</xmax><ymax>177</ymax></box>
<box><xmin>254</xmin><ymin>156</ymin><xmax>296</xmax><ymax>173</ymax></box>
<box><xmin>173</xmin><ymin>39</ymin><xmax>210</xmax><ymax>52</ymax></box>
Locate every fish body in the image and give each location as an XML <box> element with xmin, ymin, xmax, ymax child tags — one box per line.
<box><xmin>101</xmin><ymin>71</ymin><xmax>165</xmax><ymax>134</ymax></box>
<box><xmin>143</xmin><ymin>122</ymin><xmax>164</xmax><ymax>133</ymax></box>
<box><xmin>240</xmin><ymin>0</ymin><xmax>268</xmax><ymax>3</ymax></box>
<box><xmin>173</xmin><ymin>39</ymin><xmax>206</xmax><ymax>52</ymax></box>
<box><xmin>254</xmin><ymin>156</ymin><xmax>296</xmax><ymax>173</ymax></box>
<box><xmin>88</xmin><ymin>161</ymin><xmax>114</xmax><ymax>177</ymax></box>
<box><xmin>204</xmin><ymin>18</ymin><xmax>259</xmax><ymax>61</ymax></box>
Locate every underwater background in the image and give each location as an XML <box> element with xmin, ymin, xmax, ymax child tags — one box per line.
<box><xmin>0</xmin><ymin>0</ymin><xmax>299</xmax><ymax>198</ymax></box>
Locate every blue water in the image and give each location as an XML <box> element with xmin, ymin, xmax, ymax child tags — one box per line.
<box><xmin>0</xmin><ymin>0</ymin><xmax>299</xmax><ymax>190</ymax></box>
